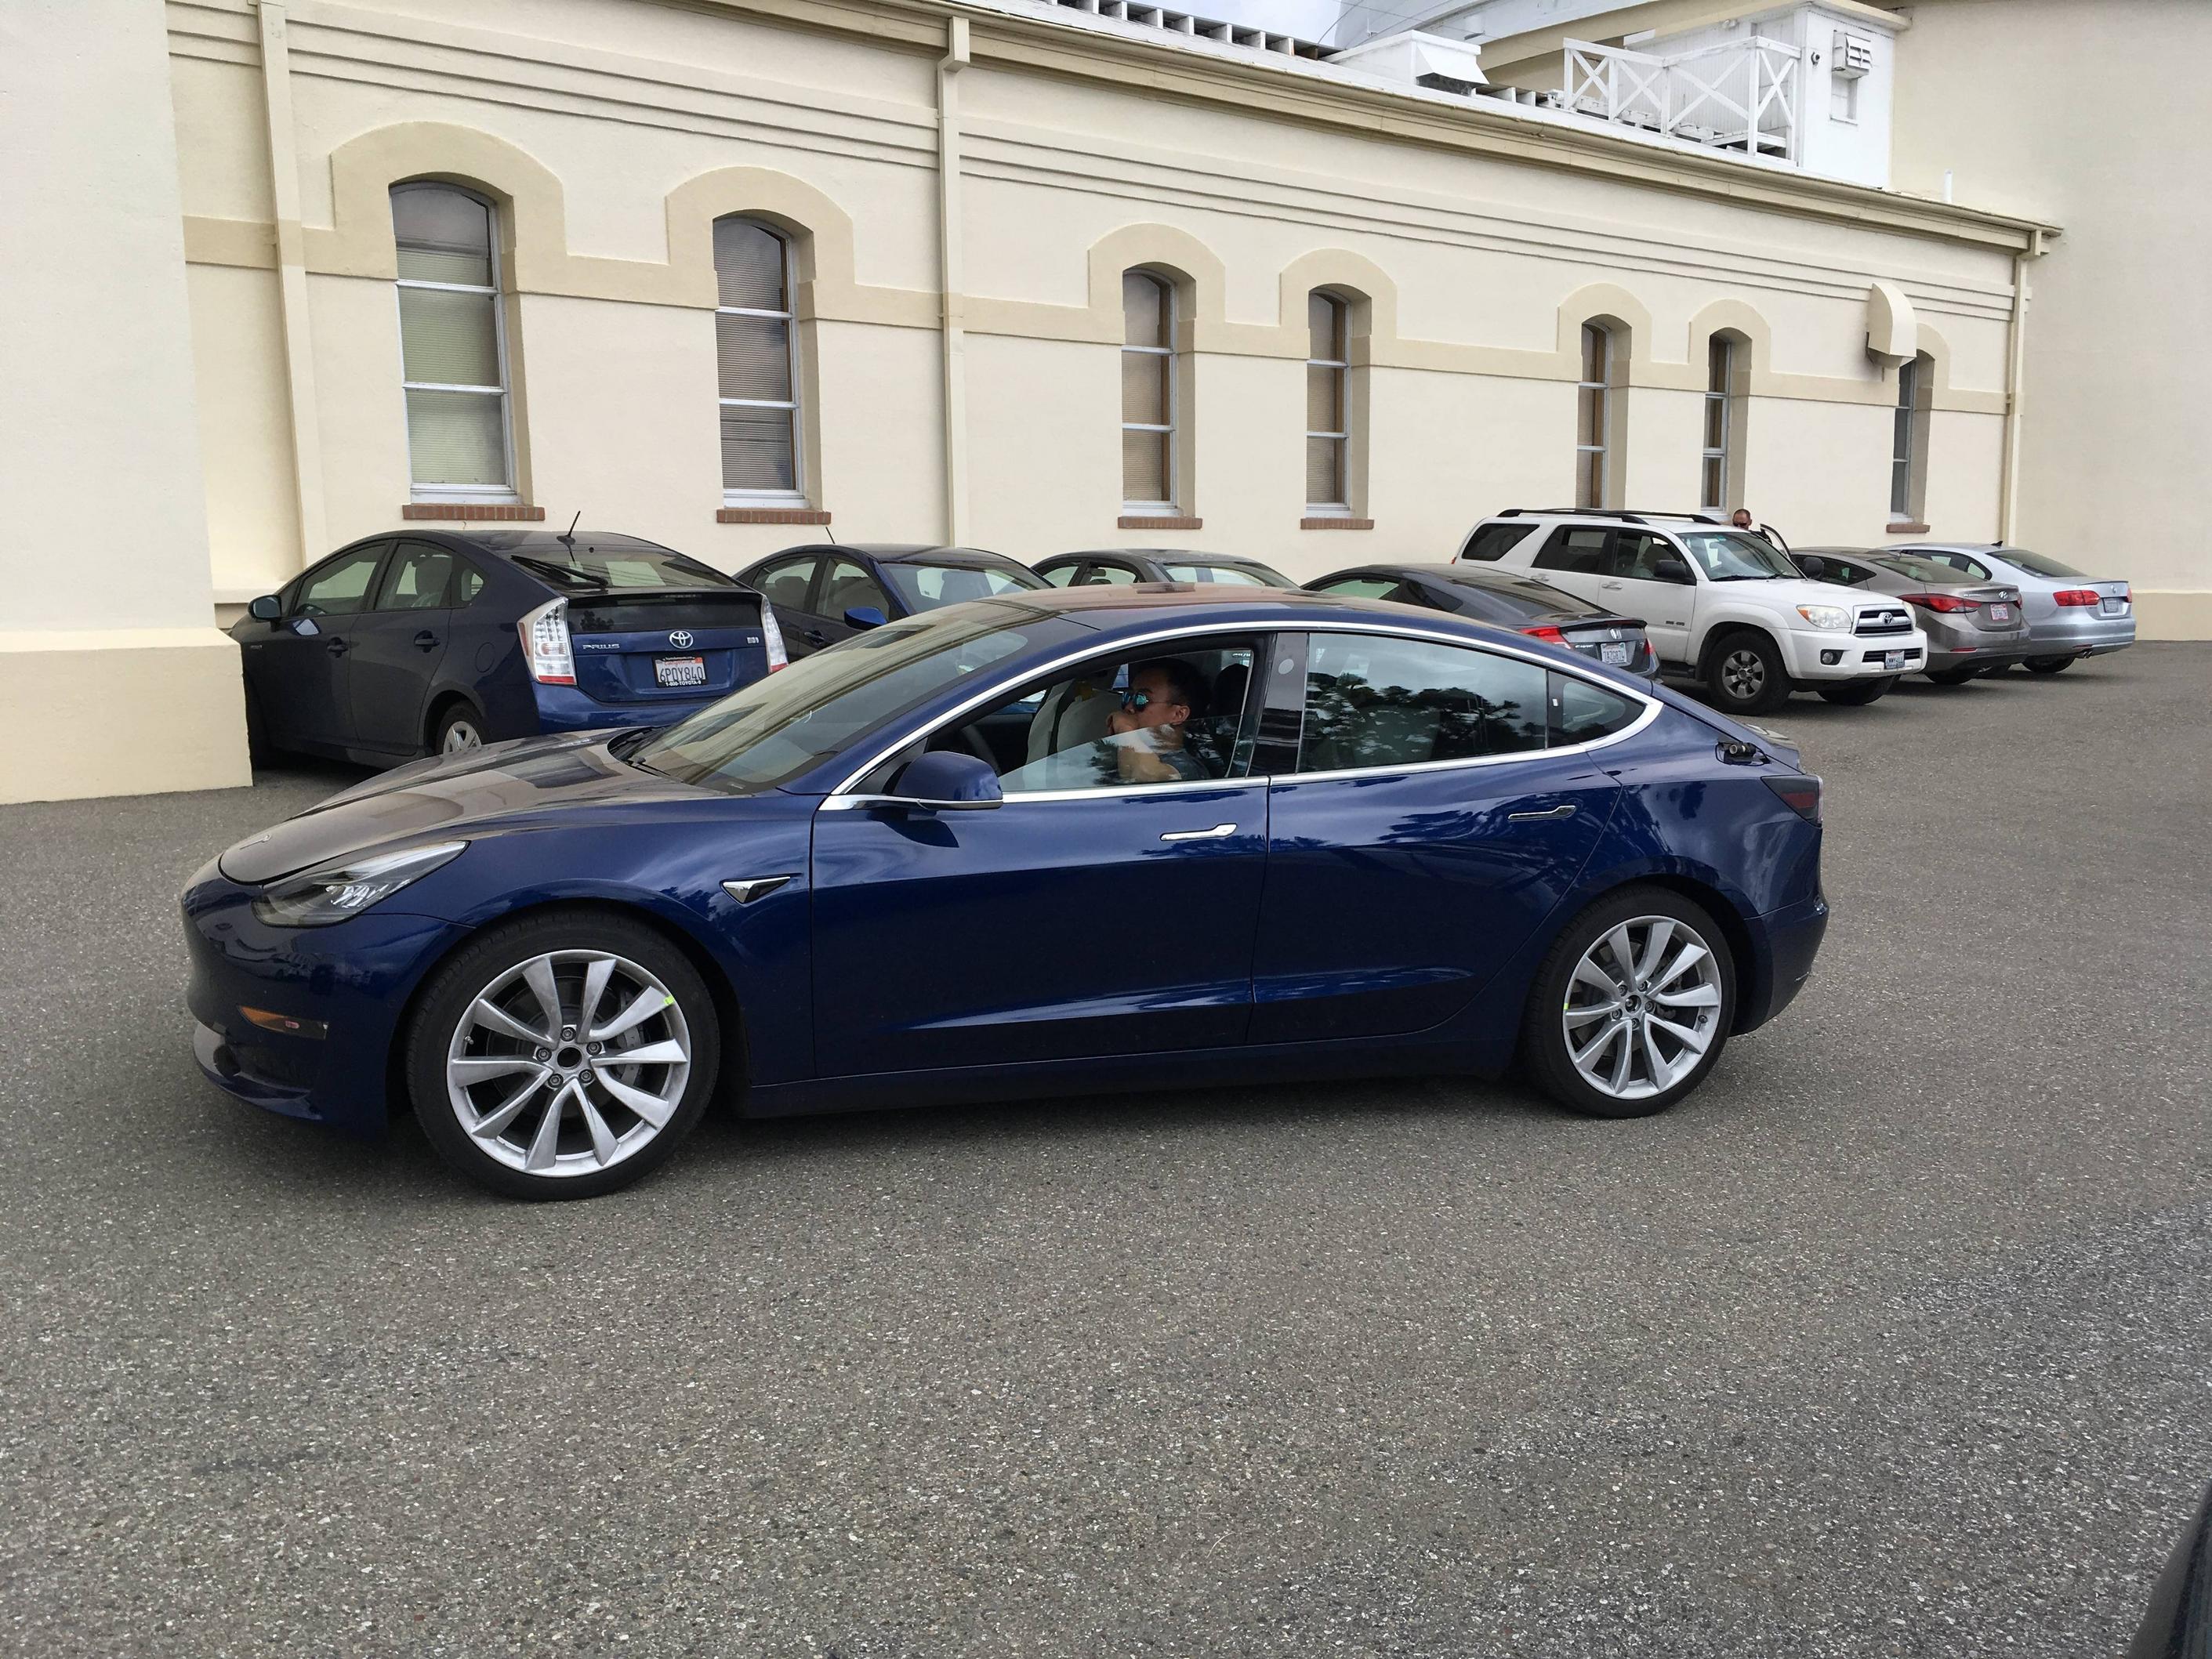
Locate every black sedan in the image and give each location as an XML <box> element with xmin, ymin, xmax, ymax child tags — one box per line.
<box><xmin>734</xmin><ymin>543</ymin><xmax>1047</xmax><ymax>659</ymax></box>
<box><xmin>1033</xmin><ymin>549</ymin><xmax>1299</xmax><ymax>589</ymax></box>
<box><xmin>1305</xmin><ymin>562</ymin><xmax>1659</xmax><ymax>678</ymax></box>
<box><xmin>232</xmin><ymin>530</ymin><xmax>778</xmax><ymax>766</ymax></box>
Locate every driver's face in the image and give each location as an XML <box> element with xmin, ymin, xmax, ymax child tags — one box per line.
<box><xmin>1110</xmin><ymin>669</ymin><xmax>1188</xmax><ymax>734</ymax></box>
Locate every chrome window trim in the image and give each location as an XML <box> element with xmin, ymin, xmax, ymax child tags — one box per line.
<box><xmin>822</xmin><ymin>618</ymin><xmax>1666</xmax><ymax>802</ymax></box>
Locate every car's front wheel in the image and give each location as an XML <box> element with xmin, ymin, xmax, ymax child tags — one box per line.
<box><xmin>1521</xmin><ymin>887</ymin><xmax>1737</xmax><ymax>1119</ymax></box>
<box><xmin>2024</xmin><ymin>656</ymin><xmax>2076</xmax><ymax>675</ymax></box>
<box><xmin>1705</xmin><ymin>631</ymin><xmax>1791</xmax><ymax>715</ymax></box>
<box><xmin>1818</xmin><ymin>675</ymin><xmax>1897</xmax><ymax>705</ymax></box>
<box><xmin>405</xmin><ymin>911</ymin><xmax>721</xmax><ymax>1200</ymax></box>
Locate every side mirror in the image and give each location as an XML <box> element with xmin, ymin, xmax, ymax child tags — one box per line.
<box><xmin>843</xmin><ymin>605</ymin><xmax>888</xmax><ymax>630</ymax></box>
<box><xmin>1652</xmin><ymin>558</ymin><xmax>1692</xmax><ymax>585</ymax></box>
<box><xmin>880</xmin><ymin>750</ymin><xmax>1002</xmax><ymax>810</ymax></box>
<box><xmin>1797</xmin><ymin>554</ymin><xmax>1828</xmax><ymax>581</ymax></box>
<box><xmin>248</xmin><ymin>595</ymin><xmax>283</xmax><ymax>621</ymax></box>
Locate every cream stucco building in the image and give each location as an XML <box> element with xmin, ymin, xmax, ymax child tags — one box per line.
<box><xmin>2</xmin><ymin>0</ymin><xmax>2199</xmax><ymax>802</ymax></box>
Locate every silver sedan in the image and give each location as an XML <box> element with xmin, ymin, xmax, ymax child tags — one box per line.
<box><xmin>1892</xmin><ymin>542</ymin><xmax>2134</xmax><ymax>674</ymax></box>
<box><xmin>1791</xmin><ymin>548</ymin><xmax>2031</xmax><ymax>684</ymax></box>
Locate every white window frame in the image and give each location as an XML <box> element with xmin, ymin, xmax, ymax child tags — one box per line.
<box><xmin>393</xmin><ymin>183</ymin><xmax>517</xmax><ymax>505</ymax></box>
<box><xmin>1576</xmin><ymin>323</ymin><xmax>1613</xmax><ymax>512</ymax></box>
<box><xmin>717</xmin><ymin>219</ymin><xmax>807</xmax><ymax>508</ymax></box>
<box><xmin>1122</xmin><ymin>273</ymin><xmax>1177</xmax><ymax>514</ymax></box>
<box><xmin>1700</xmin><ymin>336</ymin><xmax>1733</xmax><ymax>514</ymax></box>
<box><xmin>1890</xmin><ymin>354</ymin><xmax>1922</xmax><ymax>523</ymax></box>
<box><xmin>1305</xmin><ymin>292</ymin><xmax>1351</xmax><ymax>516</ymax></box>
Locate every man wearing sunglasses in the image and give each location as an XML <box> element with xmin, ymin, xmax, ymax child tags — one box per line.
<box><xmin>1103</xmin><ymin>658</ymin><xmax>1211</xmax><ymax>784</ymax></box>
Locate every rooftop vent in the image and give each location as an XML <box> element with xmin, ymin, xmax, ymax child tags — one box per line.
<box><xmin>1325</xmin><ymin>29</ymin><xmax>1489</xmax><ymax>96</ymax></box>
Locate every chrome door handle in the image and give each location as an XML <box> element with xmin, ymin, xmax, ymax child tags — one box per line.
<box><xmin>1160</xmin><ymin>823</ymin><xmax>1236</xmax><ymax>842</ymax></box>
<box><xmin>1507</xmin><ymin>803</ymin><xmax>1579</xmax><ymax>822</ymax></box>
<box><xmin>1600</xmin><ymin>581</ymin><xmax>1624</xmax><ymax>590</ymax></box>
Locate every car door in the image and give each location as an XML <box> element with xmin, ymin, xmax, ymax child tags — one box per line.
<box><xmin>809</xmin><ymin>556</ymin><xmax>896</xmax><ymax>650</ymax></box>
<box><xmin>746</xmin><ymin>552</ymin><xmax>824</xmax><ymax>657</ymax></box>
<box><xmin>346</xmin><ymin>538</ymin><xmax>458</xmax><ymax>755</ymax></box>
<box><xmin>1598</xmin><ymin>530</ymin><xmax>1698</xmax><ymax>665</ymax></box>
<box><xmin>808</xmin><ymin>632</ymin><xmax>1272</xmax><ymax>1074</ymax></box>
<box><xmin>1248</xmin><ymin>628</ymin><xmax>1624</xmax><ymax>1045</ymax></box>
<box><xmin>1525</xmin><ymin>524</ymin><xmax>1614</xmax><ymax>606</ymax></box>
<box><xmin>247</xmin><ymin>542</ymin><xmax>389</xmax><ymax>752</ymax></box>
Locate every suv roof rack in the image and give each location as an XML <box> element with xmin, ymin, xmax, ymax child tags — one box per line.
<box><xmin>1494</xmin><ymin>508</ymin><xmax>1729</xmax><ymax>525</ymax></box>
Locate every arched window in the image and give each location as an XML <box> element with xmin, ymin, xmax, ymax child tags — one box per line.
<box><xmin>715</xmin><ymin>216</ymin><xmax>802</xmax><ymax>500</ymax></box>
<box><xmin>1576</xmin><ymin>321</ymin><xmax>1624</xmax><ymax>510</ymax></box>
<box><xmin>1306</xmin><ymin>292</ymin><xmax>1351</xmax><ymax>514</ymax></box>
<box><xmin>392</xmin><ymin>183</ymin><xmax>513</xmax><ymax>498</ymax></box>
<box><xmin>1890</xmin><ymin>350</ymin><xmax>1932</xmax><ymax>526</ymax></box>
<box><xmin>1701</xmin><ymin>333</ymin><xmax>1747</xmax><ymax>513</ymax></box>
<box><xmin>1121</xmin><ymin>270</ymin><xmax>1177</xmax><ymax>511</ymax></box>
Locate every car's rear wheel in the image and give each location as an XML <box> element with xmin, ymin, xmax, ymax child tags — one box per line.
<box><xmin>1818</xmin><ymin>675</ymin><xmax>1897</xmax><ymax>705</ymax></box>
<box><xmin>1705</xmin><ymin>631</ymin><xmax>1791</xmax><ymax>715</ymax></box>
<box><xmin>1521</xmin><ymin>886</ymin><xmax>1736</xmax><ymax>1120</ymax></box>
<box><xmin>433</xmin><ymin>704</ymin><xmax>486</xmax><ymax>755</ymax></box>
<box><xmin>2025</xmin><ymin>656</ymin><xmax>2076</xmax><ymax>675</ymax></box>
<box><xmin>405</xmin><ymin>912</ymin><xmax>720</xmax><ymax>1200</ymax></box>
<box><xmin>1924</xmin><ymin>666</ymin><xmax>1982</xmax><ymax>686</ymax></box>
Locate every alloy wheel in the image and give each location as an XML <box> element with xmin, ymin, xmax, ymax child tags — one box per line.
<box><xmin>1719</xmin><ymin>648</ymin><xmax>1766</xmax><ymax>702</ymax></box>
<box><xmin>444</xmin><ymin>950</ymin><xmax>692</xmax><ymax>1178</ymax></box>
<box><xmin>1561</xmin><ymin>915</ymin><xmax>1723</xmax><ymax>1101</ymax></box>
<box><xmin>441</xmin><ymin>719</ymin><xmax>483</xmax><ymax>753</ymax></box>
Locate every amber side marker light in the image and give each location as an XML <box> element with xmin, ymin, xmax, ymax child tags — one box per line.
<box><xmin>239</xmin><ymin>1007</ymin><xmax>328</xmax><ymax>1040</ymax></box>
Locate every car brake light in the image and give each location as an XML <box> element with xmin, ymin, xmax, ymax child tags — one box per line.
<box><xmin>517</xmin><ymin>597</ymin><xmax>575</xmax><ymax>685</ymax></box>
<box><xmin>1902</xmin><ymin>593</ymin><xmax>1977</xmax><ymax>614</ymax></box>
<box><xmin>2052</xmin><ymin>589</ymin><xmax>2101</xmax><ymax>607</ymax></box>
<box><xmin>760</xmin><ymin>604</ymin><xmax>789</xmax><ymax>672</ymax></box>
<box><xmin>1761</xmin><ymin>773</ymin><xmax>1822</xmax><ymax>823</ymax></box>
<box><xmin>1519</xmin><ymin>625</ymin><xmax>1568</xmax><ymax>644</ymax></box>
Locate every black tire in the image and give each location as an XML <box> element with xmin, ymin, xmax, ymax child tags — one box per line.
<box><xmin>1520</xmin><ymin>885</ymin><xmax>1737</xmax><ymax>1120</ymax></box>
<box><xmin>404</xmin><ymin>911</ymin><xmax>722</xmax><ymax>1200</ymax></box>
<box><xmin>1703</xmin><ymin>630</ymin><xmax>1792</xmax><ymax>715</ymax></box>
<box><xmin>1819</xmin><ymin>675</ymin><xmax>1898</xmax><ymax>705</ymax></box>
<box><xmin>2025</xmin><ymin>656</ymin><xmax>2076</xmax><ymax>675</ymax></box>
<box><xmin>431</xmin><ymin>701</ymin><xmax>487</xmax><ymax>755</ymax></box>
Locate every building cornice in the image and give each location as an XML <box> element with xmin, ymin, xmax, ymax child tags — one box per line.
<box><xmin>667</xmin><ymin>0</ymin><xmax>2054</xmax><ymax>253</ymax></box>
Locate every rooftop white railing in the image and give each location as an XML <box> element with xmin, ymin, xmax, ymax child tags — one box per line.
<box><xmin>1554</xmin><ymin>35</ymin><xmax>1801</xmax><ymax>163</ymax></box>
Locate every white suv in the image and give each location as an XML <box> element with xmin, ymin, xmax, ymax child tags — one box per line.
<box><xmin>1459</xmin><ymin>510</ymin><xmax>1931</xmax><ymax>714</ymax></box>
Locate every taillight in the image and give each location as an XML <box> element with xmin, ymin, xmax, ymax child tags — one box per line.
<box><xmin>2053</xmin><ymin>589</ymin><xmax>2100</xmax><ymax>607</ymax></box>
<box><xmin>1762</xmin><ymin>773</ymin><xmax>1822</xmax><ymax>823</ymax></box>
<box><xmin>1902</xmin><ymin>593</ymin><xmax>1977</xmax><ymax>614</ymax></box>
<box><xmin>517</xmin><ymin>597</ymin><xmax>575</xmax><ymax>685</ymax></box>
<box><xmin>760</xmin><ymin>605</ymin><xmax>789</xmax><ymax>672</ymax></box>
<box><xmin>1518</xmin><ymin>625</ymin><xmax>1568</xmax><ymax>644</ymax></box>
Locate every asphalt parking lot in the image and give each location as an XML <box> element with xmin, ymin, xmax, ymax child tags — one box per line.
<box><xmin>2</xmin><ymin>648</ymin><xmax>2208</xmax><ymax>1657</ymax></box>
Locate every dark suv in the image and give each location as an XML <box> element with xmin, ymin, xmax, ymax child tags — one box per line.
<box><xmin>231</xmin><ymin>530</ymin><xmax>781</xmax><ymax>766</ymax></box>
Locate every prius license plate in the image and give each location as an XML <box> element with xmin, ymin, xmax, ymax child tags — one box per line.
<box><xmin>1600</xmin><ymin>642</ymin><xmax>1630</xmax><ymax>666</ymax></box>
<box><xmin>654</xmin><ymin>654</ymin><xmax>706</xmax><ymax>687</ymax></box>
<box><xmin>1883</xmin><ymin>650</ymin><xmax>1906</xmax><ymax>671</ymax></box>
<box><xmin>1988</xmin><ymin>603</ymin><xmax>2013</xmax><ymax>622</ymax></box>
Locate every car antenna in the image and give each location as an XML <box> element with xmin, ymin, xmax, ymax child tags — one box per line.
<box><xmin>557</xmin><ymin>511</ymin><xmax>581</xmax><ymax>554</ymax></box>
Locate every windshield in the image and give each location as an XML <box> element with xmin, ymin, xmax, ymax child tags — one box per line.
<box><xmin>1996</xmin><ymin>548</ymin><xmax>2086</xmax><ymax>580</ymax></box>
<box><xmin>1675</xmin><ymin>531</ymin><xmax>1800</xmax><ymax>582</ymax></box>
<box><xmin>633</xmin><ymin>604</ymin><xmax>1045</xmax><ymax>791</ymax></box>
<box><xmin>510</xmin><ymin>542</ymin><xmax>734</xmax><ymax>591</ymax></box>
<box><xmin>1870</xmin><ymin>552</ymin><xmax>1970</xmax><ymax>585</ymax></box>
<box><xmin>1161</xmin><ymin>562</ymin><xmax>1296</xmax><ymax>589</ymax></box>
<box><xmin>881</xmin><ymin>560</ymin><xmax>1046</xmax><ymax>610</ymax></box>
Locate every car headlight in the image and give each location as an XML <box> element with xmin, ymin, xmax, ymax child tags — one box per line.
<box><xmin>252</xmin><ymin>842</ymin><xmax>466</xmax><ymax>928</ymax></box>
<box><xmin>1794</xmin><ymin>604</ymin><xmax>1851</xmax><ymax>632</ymax></box>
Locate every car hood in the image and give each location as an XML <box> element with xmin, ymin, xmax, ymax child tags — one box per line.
<box><xmin>217</xmin><ymin>732</ymin><xmax>707</xmax><ymax>884</ymax></box>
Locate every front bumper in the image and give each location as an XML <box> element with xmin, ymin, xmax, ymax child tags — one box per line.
<box><xmin>1778</xmin><ymin>627</ymin><xmax>1928</xmax><ymax>682</ymax></box>
<box><xmin>182</xmin><ymin>860</ymin><xmax>467</xmax><ymax>1137</ymax></box>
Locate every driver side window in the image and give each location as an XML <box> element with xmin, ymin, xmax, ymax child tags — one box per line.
<box><xmin>296</xmin><ymin>547</ymin><xmax>386</xmax><ymax>617</ymax></box>
<box><xmin>927</xmin><ymin>638</ymin><xmax>1262</xmax><ymax>795</ymax></box>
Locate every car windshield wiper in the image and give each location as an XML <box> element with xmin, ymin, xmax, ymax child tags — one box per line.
<box><xmin>606</xmin><ymin>726</ymin><xmax>664</xmax><ymax>773</ymax></box>
<box><xmin>510</xmin><ymin>554</ymin><xmax>607</xmax><ymax>590</ymax></box>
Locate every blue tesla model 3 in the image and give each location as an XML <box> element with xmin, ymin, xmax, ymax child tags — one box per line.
<box><xmin>183</xmin><ymin>585</ymin><xmax>1829</xmax><ymax>1199</ymax></box>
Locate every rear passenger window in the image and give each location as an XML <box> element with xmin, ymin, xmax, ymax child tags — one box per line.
<box><xmin>752</xmin><ymin>556</ymin><xmax>815</xmax><ymax>609</ymax></box>
<box><xmin>1460</xmin><ymin>522</ymin><xmax>1539</xmax><ymax>563</ymax></box>
<box><xmin>1533</xmin><ymin>527</ymin><xmax>1612</xmax><ymax>575</ymax></box>
<box><xmin>1549</xmin><ymin>672</ymin><xmax>1643</xmax><ymax>745</ymax></box>
<box><xmin>374</xmin><ymin>542</ymin><xmax>458</xmax><ymax>610</ymax></box>
<box><xmin>455</xmin><ymin>563</ymin><xmax>486</xmax><ymax>605</ymax></box>
<box><xmin>1297</xmin><ymin>635</ymin><xmax>1547</xmax><ymax>773</ymax></box>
